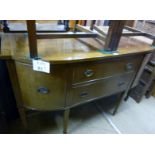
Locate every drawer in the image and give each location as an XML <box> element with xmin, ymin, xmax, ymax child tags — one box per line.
<box><xmin>15</xmin><ymin>62</ymin><xmax>66</xmax><ymax>110</ymax></box>
<box><xmin>72</xmin><ymin>56</ymin><xmax>143</xmax><ymax>84</ymax></box>
<box><xmin>68</xmin><ymin>72</ymin><xmax>134</xmax><ymax>106</ymax></box>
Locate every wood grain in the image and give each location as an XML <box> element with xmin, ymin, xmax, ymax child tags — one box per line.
<box><xmin>0</xmin><ymin>32</ymin><xmax>154</xmax><ymax>64</ymax></box>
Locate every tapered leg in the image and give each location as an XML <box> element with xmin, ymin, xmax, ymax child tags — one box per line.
<box><xmin>6</xmin><ymin>61</ymin><xmax>28</xmax><ymax>132</ymax></box>
<box><xmin>124</xmin><ymin>89</ymin><xmax>132</xmax><ymax>101</ymax></box>
<box><xmin>112</xmin><ymin>92</ymin><xmax>124</xmax><ymax>115</ymax></box>
<box><xmin>18</xmin><ymin>106</ymin><xmax>28</xmax><ymax>129</ymax></box>
<box><xmin>124</xmin><ymin>95</ymin><xmax>129</xmax><ymax>101</ymax></box>
<box><xmin>63</xmin><ymin>108</ymin><xmax>70</xmax><ymax>134</ymax></box>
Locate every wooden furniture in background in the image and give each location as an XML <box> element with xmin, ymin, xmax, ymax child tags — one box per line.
<box><xmin>104</xmin><ymin>20</ymin><xmax>126</xmax><ymax>51</ymax></box>
<box><xmin>126</xmin><ymin>20</ymin><xmax>135</xmax><ymax>27</ymax></box>
<box><xmin>1</xmin><ymin>20</ymin><xmax>70</xmax><ymax>33</ymax></box>
<box><xmin>130</xmin><ymin>54</ymin><xmax>155</xmax><ymax>102</ymax></box>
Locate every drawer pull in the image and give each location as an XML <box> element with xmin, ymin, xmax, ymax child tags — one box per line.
<box><xmin>84</xmin><ymin>69</ymin><xmax>94</xmax><ymax>77</ymax></box>
<box><xmin>80</xmin><ymin>92</ymin><xmax>88</xmax><ymax>97</ymax></box>
<box><xmin>118</xmin><ymin>82</ymin><xmax>125</xmax><ymax>87</ymax></box>
<box><xmin>37</xmin><ymin>87</ymin><xmax>49</xmax><ymax>94</ymax></box>
<box><xmin>125</xmin><ymin>63</ymin><xmax>133</xmax><ymax>71</ymax></box>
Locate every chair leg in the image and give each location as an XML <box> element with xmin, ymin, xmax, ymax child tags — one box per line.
<box><xmin>63</xmin><ymin>108</ymin><xmax>70</xmax><ymax>134</ymax></box>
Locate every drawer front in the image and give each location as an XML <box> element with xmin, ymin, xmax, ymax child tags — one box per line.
<box><xmin>72</xmin><ymin>56</ymin><xmax>143</xmax><ymax>84</ymax></box>
<box><xmin>68</xmin><ymin>72</ymin><xmax>134</xmax><ymax>106</ymax></box>
<box><xmin>15</xmin><ymin>62</ymin><xmax>66</xmax><ymax>110</ymax></box>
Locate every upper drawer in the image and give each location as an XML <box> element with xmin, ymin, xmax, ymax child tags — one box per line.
<box><xmin>72</xmin><ymin>55</ymin><xmax>143</xmax><ymax>85</ymax></box>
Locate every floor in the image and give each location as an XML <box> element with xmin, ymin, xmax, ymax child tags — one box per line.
<box><xmin>9</xmin><ymin>95</ymin><xmax>155</xmax><ymax>134</ymax></box>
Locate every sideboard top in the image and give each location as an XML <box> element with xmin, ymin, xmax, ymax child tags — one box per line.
<box><xmin>0</xmin><ymin>29</ymin><xmax>155</xmax><ymax>64</ymax></box>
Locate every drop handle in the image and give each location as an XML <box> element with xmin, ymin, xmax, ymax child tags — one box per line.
<box><xmin>84</xmin><ymin>69</ymin><xmax>94</xmax><ymax>77</ymax></box>
<box><xmin>80</xmin><ymin>92</ymin><xmax>88</xmax><ymax>97</ymax></box>
<box><xmin>37</xmin><ymin>87</ymin><xmax>49</xmax><ymax>94</ymax></box>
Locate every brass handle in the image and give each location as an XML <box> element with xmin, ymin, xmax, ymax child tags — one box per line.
<box><xmin>37</xmin><ymin>87</ymin><xmax>49</xmax><ymax>94</ymax></box>
<box><xmin>80</xmin><ymin>92</ymin><xmax>88</xmax><ymax>97</ymax></box>
<box><xmin>84</xmin><ymin>69</ymin><xmax>94</xmax><ymax>77</ymax></box>
<box><xmin>125</xmin><ymin>63</ymin><xmax>133</xmax><ymax>71</ymax></box>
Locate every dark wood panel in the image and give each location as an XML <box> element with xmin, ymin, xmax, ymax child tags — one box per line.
<box><xmin>0</xmin><ymin>61</ymin><xmax>18</xmax><ymax>121</ymax></box>
<box><xmin>0</xmin><ymin>60</ymin><xmax>19</xmax><ymax>133</ymax></box>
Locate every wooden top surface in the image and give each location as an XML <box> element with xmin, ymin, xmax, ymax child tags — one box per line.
<box><xmin>0</xmin><ymin>27</ymin><xmax>155</xmax><ymax>64</ymax></box>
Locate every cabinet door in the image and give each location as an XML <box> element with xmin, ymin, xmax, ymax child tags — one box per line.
<box><xmin>15</xmin><ymin>62</ymin><xmax>67</xmax><ymax>110</ymax></box>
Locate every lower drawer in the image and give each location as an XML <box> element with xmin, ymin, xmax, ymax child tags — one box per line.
<box><xmin>67</xmin><ymin>72</ymin><xmax>134</xmax><ymax>106</ymax></box>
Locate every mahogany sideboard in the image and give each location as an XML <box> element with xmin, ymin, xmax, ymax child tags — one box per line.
<box><xmin>0</xmin><ymin>26</ymin><xmax>155</xmax><ymax>133</ymax></box>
